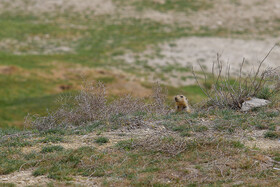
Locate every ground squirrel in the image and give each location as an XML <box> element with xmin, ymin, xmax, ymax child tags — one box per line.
<box><xmin>174</xmin><ymin>95</ymin><xmax>191</xmax><ymax>113</ymax></box>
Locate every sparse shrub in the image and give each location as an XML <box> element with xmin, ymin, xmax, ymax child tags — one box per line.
<box><xmin>95</xmin><ymin>137</ymin><xmax>109</xmax><ymax>145</ymax></box>
<box><xmin>193</xmin><ymin>45</ymin><xmax>280</xmax><ymax>110</ymax></box>
<box><xmin>26</xmin><ymin>82</ymin><xmax>170</xmax><ymax>131</ymax></box>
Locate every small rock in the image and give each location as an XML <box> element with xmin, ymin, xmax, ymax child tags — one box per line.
<box><xmin>217</xmin><ymin>20</ymin><xmax>223</xmax><ymax>25</ymax></box>
<box><xmin>233</xmin><ymin>181</ymin><xmax>244</xmax><ymax>185</ymax></box>
<box><xmin>241</xmin><ymin>97</ymin><xmax>271</xmax><ymax>112</ymax></box>
<box><xmin>56</xmin><ymin>46</ymin><xmax>73</xmax><ymax>53</ymax></box>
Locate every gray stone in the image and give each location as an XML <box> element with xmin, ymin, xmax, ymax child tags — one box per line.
<box><xmin>241</xmin><ymin>97</ymin><xmax>271</xmax><ymax>112</ymax></box>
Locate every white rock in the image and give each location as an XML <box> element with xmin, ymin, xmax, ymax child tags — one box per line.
<box><xmin>233</xmin><ymin>181</ymin><xmax>244</xmax><ymax>185</ymax></box>
<box><xmin>241</xmin><ymin>97</ymin><xmax>271</xmax><ymax>112</ymax></box>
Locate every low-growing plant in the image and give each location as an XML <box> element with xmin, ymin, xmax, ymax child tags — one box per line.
<box><xmin>39</xmin><ymin>136</ymin><xmax>64</xmax><ymax>143</ymax></box>
<box><xmin>231</xmin><ymin>140</ymin><xmax>244</xmax><ymax>148</ymax></box>
<box><xmin>1</xmin><ymin>138</ymin><xmax>32</xmax><ymax>148</ymax></box>
<box><xmin>116</xmin><ymin>139</ymin><xmax>135</xmax><ymax>151</ymax></box>
<box><xmin>264</xmin><ymin>131</ymin><xmax>280</xmax><ymax>139</ymax></box>
<box><xmin>41</xmin><ymin>145</ymin><xmax>64</xmax><ymax>153</ymax></box>
<box><xmin>33</xmin><ymin>167</ymin><xmax>47</xmax><ymax>177</ymax></box>
<box><xmin>95</xmin><ymin>137</ymin><xmax>109</xmax><ymax>145</ymax></box>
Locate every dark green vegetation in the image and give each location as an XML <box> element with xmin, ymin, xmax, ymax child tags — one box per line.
<box><xmin>114</xmin><ymin>0</ymin><xmax>213</xmax><ymax>12</ymax></box>
<box><xmin>95</xmin><ymin>137</ymin><xmax>110</xmax><ymax>145</ymax></box>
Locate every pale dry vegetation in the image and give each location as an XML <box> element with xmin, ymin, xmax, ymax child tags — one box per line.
<box><xmin>25</xmin><ymin>82</ymin><xmax>171</xmax><ymax>131</ymax></box>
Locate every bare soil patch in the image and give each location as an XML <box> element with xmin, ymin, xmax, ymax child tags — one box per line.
<box><xmin>0</xmin><ymin>65</ymin><xmax>18</xmax><ymax>75</ymax></box>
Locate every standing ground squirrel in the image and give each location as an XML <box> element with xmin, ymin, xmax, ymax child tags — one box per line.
<box><xmin>174</xmin><ymin>95</ymin><xmax>191</xmax><ymax>113</ymax></box>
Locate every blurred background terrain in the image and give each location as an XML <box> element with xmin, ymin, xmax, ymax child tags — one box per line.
<box><xmin>1</xmin><ymin>0</ymin><xmax>280</xmax><ymax>128</ymax></box>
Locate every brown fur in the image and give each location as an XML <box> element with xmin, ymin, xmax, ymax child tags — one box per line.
<box><xmin>174</xmin><ymin>95</ymin><xmax>191</xmax><ymax>113</ymax></box>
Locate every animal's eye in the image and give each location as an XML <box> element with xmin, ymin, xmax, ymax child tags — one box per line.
<box><xmin>180</xmin><ymin>96</ymin><xmax>183</xmax><ymax>98</ymax></box>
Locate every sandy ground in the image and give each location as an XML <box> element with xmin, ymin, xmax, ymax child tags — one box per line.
<box><xmin>124</xmin><ymin>37</ymin><xmax>280</xmax><ymax>73</ymax></box>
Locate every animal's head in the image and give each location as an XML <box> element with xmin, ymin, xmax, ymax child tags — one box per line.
<box><xmin>174</xmin><ymin>95</ymin><xmax>187</xmax><ymax>104</ymax></box>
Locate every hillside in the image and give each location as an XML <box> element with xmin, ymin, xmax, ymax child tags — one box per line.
<box><xmin>0</xmin><ymin>0</ymin><xmax>280</xmax><ymax>186</ymax></box>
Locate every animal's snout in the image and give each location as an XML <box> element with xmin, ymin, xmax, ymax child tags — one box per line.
<box><xmin>175</xmin><ymin>97</ymin><xmax>178</xmax><ymax>102</ymax></box>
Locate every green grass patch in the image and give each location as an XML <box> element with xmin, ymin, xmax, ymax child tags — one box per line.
<box><xmin>114</xmin><ymin>0</ymin><xmax>213</xmax><ymax>13</ymax></box>
<box><xmin>96</xmin><ymin>77</ymin><xmax>116</xmax><ymax>84</ymax></box>
<box><xmin>95</xmin><ymin>137</ymin><xmax>109</xmax><ymax>145</ymax></box>
<box><xmin>39</xmin><ymin>136</ymin><xmax>64</xmax><ymax>143</ymax></box>
<box><xmin>264</xmin><ymin>131</ymin><xmax>280</xmax><ymax>139</ymax></box>
<box><xmin>0</xmin><ymin>183</ymin><xmax>16</xmax><ymax>187</ymax></box>
<box><xmin>41</xmin><ymin>145</ymin><xmax>64</xmax><ymax>153</ymax></box>
<box><xmin>167</xmin><ymin>84</ymin><xmax>207</xmax><ymax>103</ymax></box>
<box><xmin>1</xmin><ymin>138</ymin><xmax>32</xmax><ymax>148</ymax></box>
